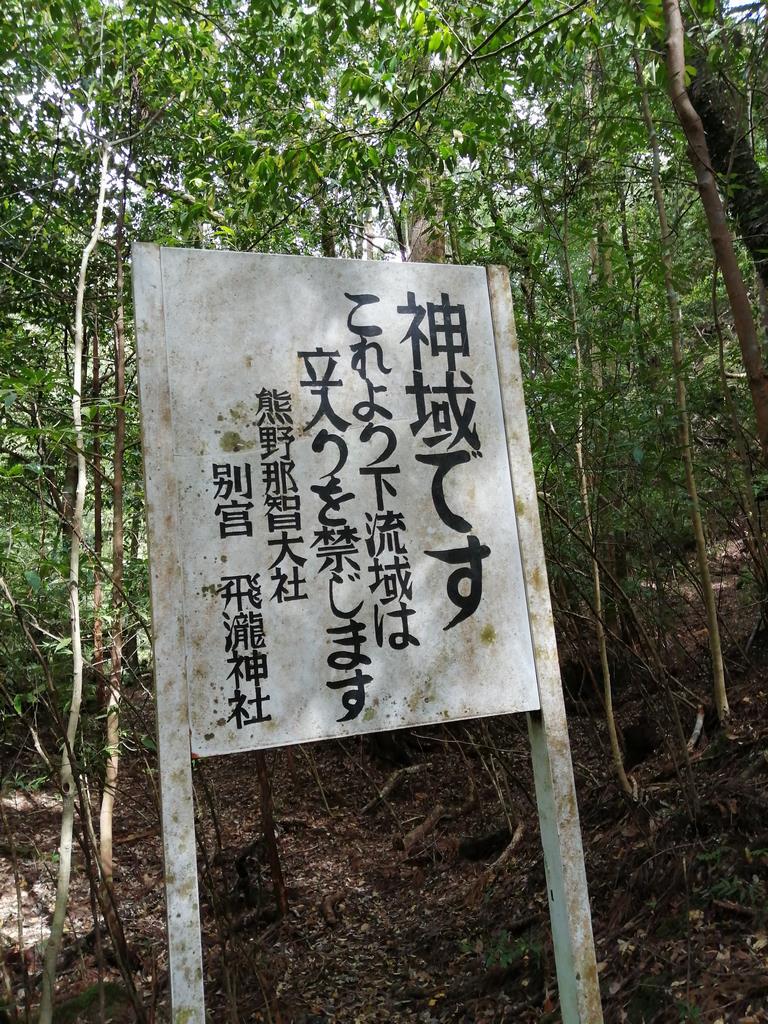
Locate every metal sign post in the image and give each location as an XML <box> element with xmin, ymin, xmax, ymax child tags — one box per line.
<box><xmin>133</xmin><ymin>246</ymin><xmax>603</xmax><ymax>1023</ymax></box>
<box><xmin>488</xmin><ymin>265</ymin><xmax>603</xmax><ymax>1023</ymax></box>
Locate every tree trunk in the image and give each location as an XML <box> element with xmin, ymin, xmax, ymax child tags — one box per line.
<box><xmin>100</xmin><ymin>164</ymin><xmax>128</xmax><ymax>888</ymax></box>
<box><xmin>254</xmin><ymin>752</ymin><xmax>288</xmax><ymax>918</ymax></box>
<box><xmin>636</xmin><ymin>54</ymin><xmax>729</xmax><ymax>723</ymax></box>
<box><xmin>409</xmin><ymin>182</ymin><xmax>446</xmax><ymax>264</ymax></box>
<box><xmin>122</xmin><ymin>507</ymin><xmax>141</xmax><ymax>680</ymax></box>
<box><xmin>663</xmin><ymin>0</ymin><xmax>768</xmax><ymax>464</ymax></box>
<box><xmin>563</xmin><ymin>213</ymin><xmax>633</xmax><ymax>797</ymax></box>
<box><xmin>382</xmin><ymin>184</ymin><xmax>407</xmax><ymax>262</ymax></box>
<box><xmin>319</xmin><ymin>199</ymin><xmax>336</xmax><ymax>258</ymax></box>
<box><xmin>688</xmin><ymin>57</ymin><xmax>768</xmax><ymax>292</ymax></box>
<box><xmin>39</xmin><ymin>144</ymin><xmax>111</xmax><ymax>1024</ymax></box>
<box><xmin>92</xmin><ymin>323</ymin><xmax>105</xmax><ymax>707</ymax></box>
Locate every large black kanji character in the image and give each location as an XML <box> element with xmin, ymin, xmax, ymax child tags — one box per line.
<box><xmin>256</xmin><ymin>388</ymin><xmax>293</xmax><ymax>426</ymax></box>
<box><xmin>227</xmin><ymin>686</ymin><xmax>271</xmax><ymax>728</ymax></box>
<box><xmin>429</xmin><ymin>371</ymin><xmax>481</xmax><ymax>451</ymax></box>
<box><xmin>367</xmin><ymin>554</ymin><xmax>412</xmax><ymax>603</ymax></box>
<box><xmin>298</xmin><ymin>347</ymin><xmax>350</xmax><ymax>433</ymax></box>
<box><xmin>259</xmin><ymin>426</ymin><xmax>279</xmax><ymax>459</ymax></box>
<box><xmin>218</xmin><ymin>574</ymin><xmax>262</xmax><ymax>613</ymax></box>
<box><xmin>415</xmin><ymin>450</ymin><xmax>472</xmax><ymax>533</ymax></box>
<box><xmin>406</xmin><ymin>370</ymin><xmax>481</xmax><ymax>450</ymax></box>
<box><xmin>428</xmin><ymin>293</ymin><xmax>469</xmax><ymax>370</ymax></box>
<box><xmin>215</xmin><ymin>500</ymin><xmax>254</xmax><ymax>538</ymax></box>
<box><xmin>426</xmin><ymin>534</ymin><xmax>491</xmax><ymax>631</ymax></box>
<box><xmin>398</xmin><ymin>291</ymin><xmax>430</xmax><ymax>371</ymax></box>
<box><xmin>312</xmin><ymin>524</ymin><xmax>361</xmax><ymax>582</ymax></box>
<box><xmin>226</xmin><ymin>648</ymin><xmax>269</xmax><ymax>686</ymax></box>
<box><xmin>259</xmin><ymin>424</ymin><xmax>294</xmax><ymax>460</ymax></box>
<box><xmin>365</xmin><ymin>510</ymin><xmax>407</xmax><ymax>557</ymax></box>
<box><xmin>360</xmin><ymin>422</ymin><xmax>400</xmax><ymax>510</ymax></box>
<box><xmin>261</xmin><ymin>459</ymin><xmax>299</xmax><ymax>497</ymax></box>
<box><xmin>267</xmin><ymin>530</ymin><xmax>307</xmax><ymax>568</ymax></box>
<box><xmin>223</xmin><ymin>611</ymin><xmax>265</xmax><ymax>653</ymax></box>
<box><xmin>271</xmin><ymin>565</ymin><xmax>308</xmax><ymax>603</ymax></box>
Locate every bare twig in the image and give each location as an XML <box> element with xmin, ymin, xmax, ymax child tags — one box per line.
<box><xmin>361</xmin><ymin>763</ymin><xmax>431</xmax><ymax>815</ymax></box>
<box><xmin>394</xmin><ymin>803</ymin><xmax>446</xmax><ymax>853</ymax></box>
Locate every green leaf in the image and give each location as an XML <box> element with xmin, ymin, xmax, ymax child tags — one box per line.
<box><xmin>24</xmin><ymin>569</ymin><xmax>42</xmax><ymax>593</ymax></box>
<box><xmin>338</xmin><ymin>67</ymin><xmax>357</xmax><ymax>96</ymax></box>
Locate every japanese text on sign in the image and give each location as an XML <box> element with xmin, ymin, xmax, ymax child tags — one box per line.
<box><xmin>148</xmin><ymin>250</ymin><xmax>539</xmax><ymax>756</ymax></box>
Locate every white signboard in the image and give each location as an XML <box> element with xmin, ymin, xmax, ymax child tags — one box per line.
<box><xmin>136</xmin><ymin>248</ymin><xmax>540</xmax><ymax>756</ymax></box>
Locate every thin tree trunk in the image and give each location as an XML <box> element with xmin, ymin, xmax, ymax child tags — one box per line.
<box><xmin>636</xmin><ymin>55</ymin><xmax>729</xmax><ymax>723</ymax></box>
<box><xmin>563</xmin><ymin>211</ymin><xmax>633</xmax><ymax>797</ymax></box>
<box><xmin>122</xmin><ymin>508</ymin><xmax>141</xmax><ymax>679</ymax></box>
<box><xmin>39</xmin><ymin>143</ymin><xmax>111</xmax><ymax>1024</ymax></box>
<box><xmin>254</xmin><ymin>752</ymin><xmax>288</xmax><ymax>917</ymax></box>
<box><xmin>687</xmin><ymin>56</ymin><xmax>768</xmax><ymax>293</ymax></box>
<box><xmin>318</xmin><ymin>198</ymin><xmax>336</xmax><ymax>258</ymax></box>
<box><xmin>663</xmin><ymin>0</ymin><xmax>768</xmax><ymax>463</ymax></box>
<box><xmin>100</xmin><ymin>163</ymin><xmax>128</xmax><ymax>887</ymax></box>
<box><xmin>382</xmin><ymin>184</ymin><xmax>407</xmax><ymax>261</ymax></box>
<box><xmin>619</xmin><ymin>186</ymin><xmax>642</xmax><ymax>349</ymax></box>
<box><xmin>92</xmin><ymin>322</ymin><xmax>105</xmax><ymax>708</ymax></box>
<box><xmin>757</xmin><ymin>274</ymin><xmax>768</xmax><ymax>349</ymax></box>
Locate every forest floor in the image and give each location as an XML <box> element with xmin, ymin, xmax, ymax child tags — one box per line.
<box><xmin>2</xmin><ymin>552</ymin><xmax>768</xmax><ymax>1022</ymax></box>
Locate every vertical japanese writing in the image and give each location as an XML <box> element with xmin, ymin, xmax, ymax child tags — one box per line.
<box><xmin>347</xmin><ymin>292</ymin><xmax>419</xmax><ymax>652</ymax></box>
<box><xmin>257</xmin><ymin>388</ymin><xmax>308</xmax><ymax>603</ymax></box>
<box><xmin>218</xmin><ymin>573</ymin><xmax>271</xmax><ymax>728</ymax></box>
<box><xmin>300</xmin><ymin>349</ymin><xmax>370</xmax><ymax>722</ymax></box>
<box><xmin>399</xmin><ymin>291</ymin><xmax>490</xmax><ymax>630</ymax></box>
<box><xmin>210</xmin><ymin>462</ymin><xmax>270</xmax><ymax>729</ymax></box>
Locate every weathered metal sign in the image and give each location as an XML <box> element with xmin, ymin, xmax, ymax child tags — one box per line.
<box><xmin>137</xmin><ymin>248</ymin><xmax>540</xmax><ymax>757</ymax></box>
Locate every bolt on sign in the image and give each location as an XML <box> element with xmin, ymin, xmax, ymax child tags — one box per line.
<box><xmin>133</xmin><ymin>246</ymin><xmax>604</xmax><ymax>1024</ymax></box>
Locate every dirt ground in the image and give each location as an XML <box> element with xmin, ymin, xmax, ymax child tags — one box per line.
<box><xmin>2</xmin><ymin>585</ymin><xmax>768</xmax><ymax>1022</ymax></box>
